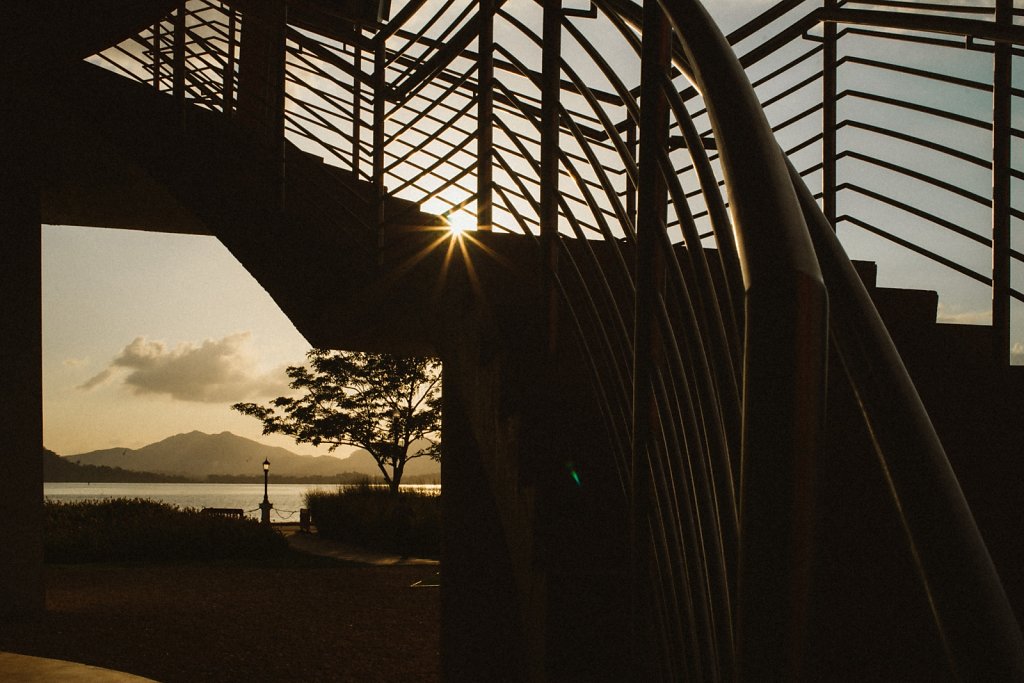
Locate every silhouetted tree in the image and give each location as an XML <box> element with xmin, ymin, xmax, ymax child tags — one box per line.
<box><xmin>233</xmin><ymin>350</ymin><xmax>441</xmax><ymax>494</ymax></box>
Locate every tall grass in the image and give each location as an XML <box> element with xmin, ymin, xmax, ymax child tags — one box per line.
<box><xmin>304</xmin><ymin>483</ymin><xmax>441</xmax><ymax>558</ymax></box>
<box><xmin>45</xmin><ymin>498</ymin><xmax>290</xmax><ymax>563</ymax></box>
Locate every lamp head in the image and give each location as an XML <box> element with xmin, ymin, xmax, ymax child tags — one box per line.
<box><xmin>263</xmin><ymin>458</ymin><xmax>270</xmax><ymax>472</ymax></box>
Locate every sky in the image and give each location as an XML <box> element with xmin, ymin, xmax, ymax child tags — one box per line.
<box><xmin>41</xmin><ymin>225</ymin><xmax>325</xmax><ymax>455</ymax></box>
<box><xmin>42</xmin><ymin>0</ymin><xmax>1021</xmax><ymax>456</ymax></box>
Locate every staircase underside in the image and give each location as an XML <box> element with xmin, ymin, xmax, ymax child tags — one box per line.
<box><xmin>40</xmin><ymin>61</ymin><xmax>451</xmax><ymax>356</ymax></box>
<box><xmin>2</xmin><ymin>1</ymin><xmax>179</xmax><ymax>77</ymax></box>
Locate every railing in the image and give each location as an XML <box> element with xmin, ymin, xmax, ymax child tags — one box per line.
<box><xmin>715</xmin><ymin>0</ymin><xmax>1024</xmax><ymax>363</ymax></box>
<box><xmin>89</xmin><ymin>0</ymin><xmax>1024</xmax><ymax>678</ymax></box>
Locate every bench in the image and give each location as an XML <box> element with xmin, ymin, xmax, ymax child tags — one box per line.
<box><xmin>202</xmin><ymin>507</ymin><xmax>245</xmax><ymax>518</ymax></box>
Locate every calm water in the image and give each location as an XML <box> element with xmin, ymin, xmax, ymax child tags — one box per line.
<box><xmin>43</xmin><ymin>482</ymin><xmax>440</xmax><ymax>523</ymax></box>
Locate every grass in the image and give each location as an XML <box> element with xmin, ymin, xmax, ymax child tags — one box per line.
<box><xmin>18</xmin><ymin>498</ymin><xmax>441</xmax><ymax>681</ymax></box>
<box><xmin>3</xmin><ymin>562</ymin><xmax>440</xmax><ymax>682</ymax></box>
<box><xmin>305</xmin><ymin>483</ymin><xmax>441</xmax><ymax>558</ymax></box>
<box><xmin>45</xmin><ymin>499</ymin><xmax>291</xmax><ymax>563</ymax></box>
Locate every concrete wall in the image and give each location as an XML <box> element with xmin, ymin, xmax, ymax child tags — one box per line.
<box><xmin>0</xmin><ymin>78</ymin><xmax>44</xmax><ymax>617</ymax></box>
<box><xmin>437</xmin><ymin>234</ymin><xmax>631</xmax><ymax>681</ymax></box>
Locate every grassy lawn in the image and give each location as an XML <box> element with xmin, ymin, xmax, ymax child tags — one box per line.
<box><xmin>3</xmin><ymin>501</ymin><xmax>440</xmax><ymax>681</ymax></box>
<box><xmin>1</xmin><ymin>556</ymin><xmax>440</xmax><ymax>682</ymax></box>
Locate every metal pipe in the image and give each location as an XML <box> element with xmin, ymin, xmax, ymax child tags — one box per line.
<box><xmin>792</xmin><ymin>159</ymin><xmax>1024</xmax><ymax>680</ymax></box>
<box><xmin>632</xmin><ymin>1</ymin><xmax>670</xmax><ymax>676</ymax></box>
<box><xmin>625</xmin><ymin>123</ymin><xmax>637</xmax><ymax>225</ymax></box>
<box><xmin>662</xmin><ymin>1</ymin><xmax>829</xmax><ymax>678</ymax></box>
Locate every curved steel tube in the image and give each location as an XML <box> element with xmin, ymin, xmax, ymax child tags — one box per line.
<box><xmin>87</xmin><ymin>1</ymin><xmax>1024</xmax><ymax>678</ymax></box>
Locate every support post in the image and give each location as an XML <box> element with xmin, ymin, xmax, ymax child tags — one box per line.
<box><xmin>822</xmin><ymin>0</ymin><xmax>838</xmax><ymax>228</ymax></box>
<box><xmin>540</xmin><ymin>0</ymin><xmax>562</xmax><ymax>353</ymax></box>
<box><xmin>992</xmin><ymin>0</ymin><xmax>1011</xmax><ymax>365</ymax></box>
<box><xmin>173</xmin><ymin>0</ymin><xmax>187</xmax><ymax>116</ymax></box>
<box><xmin>0</xmin><ymin>75</ymin><xmax>44</xmax><ymax>618</ymax></box>
<box><xmin>373</xmin><ymin>39</ymin><xmax>386</xmax><ymax>232</ymax></box>
<box><xmin>152</xmin><ymin>20</ymin><xmax>162</xmax><ymax>90</ymax></box>
<box><xmin>260</xmin><ymin>460</ymin><xmax>272</xmax><ymax>526</ymax></box>
<box><xmin>439</xmin><ymin>364</ymin><xmax>525</xmax><ymax>681</ymax></box>
<box><xmin>477</xmin><ymin>0</ymin><xmax>495</xmax><ymax>230</ymax></box>
<box><xmin>632</xmin><ymin>2</ymin><xmax>670</xmax><ymax>677</ymax></box>
<box><xmin>236</xmin><ymin>0</ymin><xmax>288</xmax><ymax>207</ymax></box>
<box><xmin>352</xmin><ymin>27</ymin><xmax>363</xmax><ymax>178</ymax></box>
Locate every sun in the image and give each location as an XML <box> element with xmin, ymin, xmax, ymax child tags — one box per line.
<box><xmin>447</xmin><ymin>209</ymin><xmax>477</xmax><ymax>235</ymax></box>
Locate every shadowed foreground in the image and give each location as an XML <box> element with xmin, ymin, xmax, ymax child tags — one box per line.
<box><xmin>0</xmin><ymin>559</ymin><xmax>439</xmax><ymax>682</ymax></box>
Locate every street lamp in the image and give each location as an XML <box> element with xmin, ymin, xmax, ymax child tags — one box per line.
<box><xmin>259</xmin><ymin>458</ymin><xmax>273</xmax><ymax>526</ymax></box>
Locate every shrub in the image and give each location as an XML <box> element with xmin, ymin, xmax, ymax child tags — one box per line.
<box><xmin>304</xmin><ymin>483</ymin><xmax>440</xmax><ymax>558</ymax></box>
<box><xmin>45</xmin><ymin>498</ymin><xmax>290</xmax><ymax>563</ymax></box>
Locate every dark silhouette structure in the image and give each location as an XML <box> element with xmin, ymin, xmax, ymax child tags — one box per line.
<box><xmin>3</xmin><ymin>0</ymin><xmax>1023</xmax><ymax>679</ymax></box>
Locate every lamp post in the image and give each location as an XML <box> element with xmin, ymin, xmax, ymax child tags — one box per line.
<box><xmin>259</xmin><ymin>458</ymin><xmax>272</xmax><ymax>526</ymax></box>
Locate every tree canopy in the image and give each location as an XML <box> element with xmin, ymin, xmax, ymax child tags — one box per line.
<box><xmin>233</xmin><ymin>350</ymin><xmax>441</xmax><ymax>493</ymax></box>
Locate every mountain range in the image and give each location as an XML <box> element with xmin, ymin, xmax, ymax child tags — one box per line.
<box><xmin>61</xmin><ymin>431</ymin><xmax>440</xmax><ymax>481</ymax></box>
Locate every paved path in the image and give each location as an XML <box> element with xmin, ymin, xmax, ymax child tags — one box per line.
<box><xmin>0</xmin><ymin>651</ymin><xmax>159</xmax><ymax>682</ymax></box>
<box><xmin>277</xmin><ymin>525</ymin><xmax>439</xmax><ymax>566</ymax></box>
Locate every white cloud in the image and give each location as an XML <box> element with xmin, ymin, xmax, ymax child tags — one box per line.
<box><xmin>1012</xmin><ymin>342</ymin><xmax>1024</xmax><ymax>366</ymax></box>
<box><xmin>80</xmin><ymin>333</ymin><xmax>291</xmax><ymax>403</ymax></box>
<box><xmin>63</xmin><ymin>357</ymin><xmax>89</xmax><ymax>368</ymax></box>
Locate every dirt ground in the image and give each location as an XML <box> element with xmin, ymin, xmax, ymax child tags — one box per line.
<box><xmin>0</xmin><ymin>557</ymin><xmax>440</xmax><ymax>682</ymax></box>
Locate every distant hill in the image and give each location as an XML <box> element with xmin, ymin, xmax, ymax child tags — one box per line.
<box><xmin>44</xmin><ymin>448</ymin><xmax>192</xmax><ymax>483</ymax></box>
<box><xmin>63</xmin><ymin>431</ymin><xmax>440</xmax><ymax>481</ymax></box>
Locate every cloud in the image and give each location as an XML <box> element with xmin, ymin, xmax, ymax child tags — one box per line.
<box><xmin>80</xmin><ymin>333</ymin><xmax>290</xmax><ymax>403</ymax></box>
<box><xmin>63</xmin><ymin>357</ymin><xmax>89</xmax><ymax>368</ymax></box>
<box><xmin>936</xmin><ymin>304</ymin><xmax>990</xmax><ymax>325</ymax></box>
<box><xmin>79</xmin><ymin>367</ymin><xmax>115</xmax><ymax>390</ymax></box>
<box><xmin>1013</xmin><ymin>343</ymin><xmax>1024</xmax><ymax>366</ymax></box>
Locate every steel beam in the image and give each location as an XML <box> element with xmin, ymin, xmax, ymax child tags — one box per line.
<box><xmin>540</xmin><ymin>0</ymin><xmax>562</xmax><ymax>352</ymax></box>
<box><xmin>818</xmin><ymin>6</ymin><xmax>1024</xmax><ymax>46</ymax></box>
<box><xmin>173</xmin><ymin>0</ymin><xmax>186</xmax><ymax>115</ymax></box>
<box><xmin>477</xmin><ymin>0</ymin><xmax>494</xmax><ymax>230</ymax></box>
<box><xmin>224</xmin><ymin>7</ymin><xmax>237</xmax><ymax>114</ymax></box>
<box><xmin>822</xmin><ymin>0</ymin><xmax>838</xmax><ymax>228</ymax></box>
<box><xmin>992</xmin><ymin>0</ymin><xmax>1012</xmax><ymax>365</ymax></box>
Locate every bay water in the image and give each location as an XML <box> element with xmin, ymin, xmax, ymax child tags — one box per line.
<box><xmin>43</xmin><ymin>482</ymin><xmax>440</xmax><ymax>523</ymax></box>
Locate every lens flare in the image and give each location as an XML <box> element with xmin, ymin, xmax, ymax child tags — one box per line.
<box><xmin>447</xmin><ymin>210</ymin><xmax>476</xmax><ymax>235</ymax></box>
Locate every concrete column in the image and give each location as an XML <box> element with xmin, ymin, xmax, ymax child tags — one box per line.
<box><xmin>236</xmin><ymin>0</ymin><xmax>287</xmax><ymax>143</ymax></box>
<box><xmin>439</xmin><ymin>363</ymin><xmax>526</xmax><ymax>681</ymax></box>
<box><xmin>0</xmin><ymin>78</ymin><xmax>44</xmax><ymax>617</ymax></box>
<box><xmin>236</xmin><ymin>0</ymin><xmax>287</xmax><ymax>206</ymax></box>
